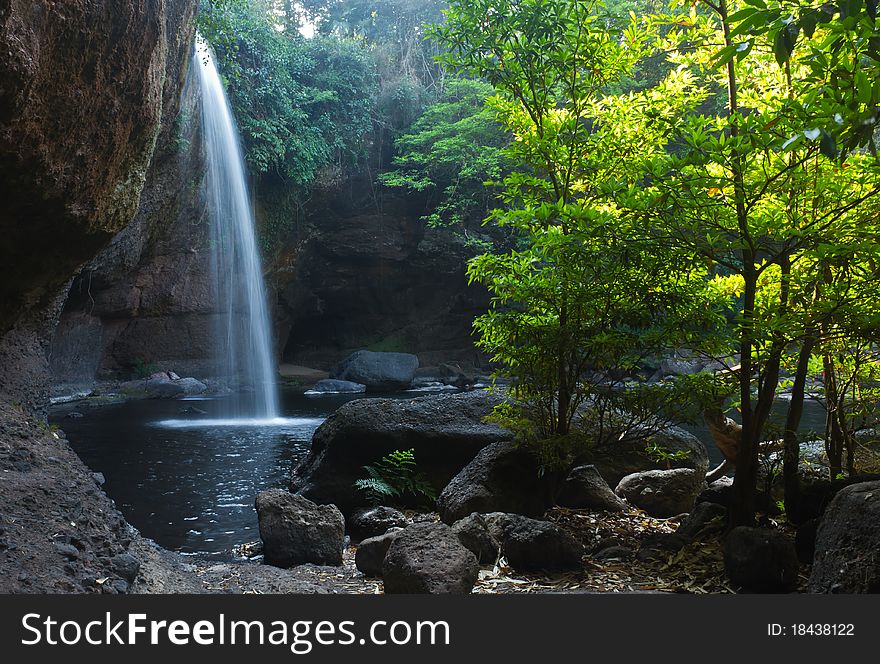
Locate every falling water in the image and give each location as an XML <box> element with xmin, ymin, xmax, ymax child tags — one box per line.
<box><xmin>196</xmin><ymin>38</ymin><xmax>279</xmax><ymax>419</ymax></box>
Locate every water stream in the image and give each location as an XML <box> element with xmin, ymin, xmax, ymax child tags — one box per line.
<box><xmin>196</xmin><ymin>38</ymin><xmax>279</xmax><ymax>419</ymax></box>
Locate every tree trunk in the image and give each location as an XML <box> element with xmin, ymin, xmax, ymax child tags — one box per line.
<box><xmin>823</xmin><ymin>352</ymin><xmax>845</xmax><ymax>479</ymax></box>
<box><xmin>783</xmin><ymin>335</ymin><xmax>815</xmax><ymax>524</ymax></box>
<box><xmin>731</xmin><ymin>268</ymin><xmax>758</xmax><ymax>526</ymax></box>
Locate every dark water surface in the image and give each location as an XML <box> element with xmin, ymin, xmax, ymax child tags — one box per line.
<box><xmin>50</xmin><ymin>389</ymin><xmax>415</xmax><ymax>558</ymax></box>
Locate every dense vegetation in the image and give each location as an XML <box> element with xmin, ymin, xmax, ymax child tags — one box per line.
<box><xmin>199</xmin><ymin>0</ymin><xmax>880</xmax><ymax>527</ymax></box>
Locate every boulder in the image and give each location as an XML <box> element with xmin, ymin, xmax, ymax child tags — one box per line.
<box><xmin>291</xmin><ymin>391</ymin><xmax>511</xmax><ymax>514</ymax></box>
<box><xmin>615</xmin><ymin>468</ymin><xmax>704</xmax><ymax>517</ymax></box>
<box><xmin>306</xmin><ymin>379</ymin><xmax>366</xmax><ymax>394</ymax></box>
<box><xmin>347</xmin><ymin>506</ymin><xmax>408</xmax><ymax>543</ymax></box>
<box><xmin>724</xmin><ymin>527</ymin><xmax>799</xmax><ymax>592</ymax></box>
<box><xmin>809</xmin><ymin>480</ymin><xmax>880</xmax><ymax>593</ymax></box>
<box><xmin>110</xmin><ymin>553</ymin><xmax>140</xmax><ymax>583</ymax></box>
<box><xmin>355</xmin><ymin>529</ymin><xmax>402</xmax><ymax>578</ymax></box>
<box><xmin>556</xmin><ymin>465</ymin><xmax>628</xmax><ymax>512</ymax></box>
<box><xmin>697</xmin><ymin>476</ymin><xmax>734</xmax><ymax>507</ymax></box>
<box><xmin>255</xmin><ymin>490</ymin><xmax>345</xmax><ymax>568</ymax></box>
<box><xmin>675</xmin><ymin>501</ymin><xmax>727</xmax><ymax>542</ymax></box>
<box><xmin>482</xmin><ymin>512</ymin><xmax>516</xmax><ymax>544</ymax></box>
<box><xmin>437</xmin><ymin>441</ymin><xmax>548</xmax><ymax>524</ymax></box>
<box><xmin>331</xmin><ymin>350</ymin><xmax>419</xmax><ymax>391</ymax></box>
<box><xmin>382</xmin><ymin>523</ymin><xmax>479</xmax><ymax>594</ymax></box>
<box><xmin>490</xmin><ymin>514</ymin><xmax>583</xmax><ymax>572</ymax></box>
<box><xmin>582</xmin><ymin>425</ymin><xmax>709</xmax><ymax>488</ymax></box>
<box><xmin>451</xmin><ymin>513</ymin><xmax>500</xmax><ymax>564</ymax></box>
<box><xmin>122</xmin><ymin>376</ymin><xmax>207</xmax><ymax>399</ymax></box>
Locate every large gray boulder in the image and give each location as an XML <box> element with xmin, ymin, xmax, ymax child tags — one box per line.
<box><xmin>382</xmin><ymin>523</ymin><xmax>479</xmax><ymax>594</ymax></box>
<box><xmin>485</xmin><ymin>513</ymin><xmax>583</xmax><ymax>572</ymax></box>
<box><xmin>331</xmin><ymin>350</ymin><xmax>419</xmax><ymax>391</ymax></box>
<box><xmin>724</xmin><ymin>527</ymin><xmax>799</xmax><ymax>593</ymax></box>
<box><xmin>809</xmin><ymin>480</ymin><xmax>880</xmax><ymax>593</ymax></box>
<box><xmin>292</xmin><ymin>391</ymin><xmax>511</xmax><ymax>515</ymax></box>
<box><xmin>556</xmin><ymin>465</ymin><xmax>628</xmax><ymax>512</ymax></box>
<box><xmin>583</xmin><ymin>426</ymin><xmax>709</xmax><ymax>488</ymax></box>
<box><xmin>255</xmin><ymin>490</ymin><xmax>345</xmax><ymax>568</ymax></box>
<box><xmin>437</xmin><ymin>441</ymin><xmax>547</xmax><ymax>524</ymax></box>
<box><xmin>615</xmin><ymin>468</ymin><xmax>704</xmax><ymax>517</ymax></box>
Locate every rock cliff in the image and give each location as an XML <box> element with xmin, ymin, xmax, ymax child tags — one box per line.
<box><xmin>0</xmin><ymin>0</ymin><xmax>198</xmax><ymax>411</ymax></box>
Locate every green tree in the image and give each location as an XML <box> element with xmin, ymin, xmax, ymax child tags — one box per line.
<box><xmin>635</xmin><ymin>0</ymin><xmax>880</xmax><ymax>524</ymax></box>
<box><xmin>379</xmin><ymin>78</ymin><xmax>511</xmax><ymax>243</ymax></box>
<box><xmin>432</xmin><ymin>0</ymin><xmax>724</xmax><ymax>440</ymax></box>
<box><xmin>197</xmin><ymin>0</ymin><xmax>377</xmax><ymax>253</ymax></box>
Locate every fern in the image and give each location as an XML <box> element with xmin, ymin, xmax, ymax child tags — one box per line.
<box><xmin>354</xmin><ymin>449</ymin><xmax>438</xmax><ymax>507</ymax></box>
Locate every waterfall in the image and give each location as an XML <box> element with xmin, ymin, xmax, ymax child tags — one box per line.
<box><xmin>195</xmin><ymin>38</ymin><xmax>280</xmax><ymax>420</ymax></box>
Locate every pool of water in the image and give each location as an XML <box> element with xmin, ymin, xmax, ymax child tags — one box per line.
<box><xmin>50</xmin><ymin>387</ymin><xmax>830</xmax><ymax>559</ymax></box>
<box><xmin>50</xmin><ymin>389</ymin><xmax>409</xmax><ymax>558</ymax></box>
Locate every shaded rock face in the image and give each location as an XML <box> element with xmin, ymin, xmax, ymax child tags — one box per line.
<box><xmin>291</xmin><ymin>391</ymin><xmax>512</xmax><ymax>515</ymax></box>
<box><xmin>331</xmin><ymin>350</ymin><xmax>419</xmax><ymax>391</ymax></box>
<box><xmin>483</xmin><ymin>513</ymin><xmax>583</xmax><ymax>572</ymax></box>
<box><xmin>275</xmin><ymin>181</ymin><xmax>490</xmax><ymax>370</ymax></box>
<box><xmin>437</xmin><ymin>441</ymin><xmax>548</xmax><ymax>524</ymax></box>
<box><xmin>675</xmin><ymin>502</ymin><xmax>727</xmax><ymax>542</ymax></box>
<box><xmin>809</xmin><ymin>480</ymin><xmax>880</xmax><ymax>593</ymax></box>
<box><xmin>615</xmin><ymin>468</ymin><xmax>705</xmax><ymax>518</ymax></box>
<box><xmin>49</xmin><ymin>60</ymin><xmax>216</xmax><ymax>385</ymax></box>
<box><xmin>255</xmin><ymin>490</ymin><xmax>345</xmax><ymax>568</ymax></box>
<box><xmin>724</xmin><ymin>527</ymin><xmax>799</xmax><ymax>593</ymax></box>
<box><xmin>382</xmin><ymin>522</ymin><xmax>479</xmax><ymax>594</ymax></box>
<box><xmin>451</xmin><ymin>513</ymin><xmax>500</xmax><ymax>564</ymax></box>
<box><xmin>0</xmin><ymin>0</ymin><xmax>171</xmax><ymax>334</ymax></box>
<box><xmin>354</xmin><ymin>529</ymin><xmax>401</xmax><ymax>578</ymax></box>
<box><xmin>697</xmin><ymin>476</ymin><xmax>734</xmax><ymax>507</ymax></box>
<box><xmin>0</xmin><ymin>0</ymin><xmax>198</xmax><ymax>411</ymax></box>
<box><xmin>556</xmin><ymin>465</ymin><xmax>628</xmax><ymax>512</ymax></box>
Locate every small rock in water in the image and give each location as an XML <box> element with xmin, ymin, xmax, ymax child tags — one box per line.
<box><xmin>65</xmin><ymin>411</ymin><xmax>84</xmax><ymax>419</ymax></box>
<box><xmin>179</xmin><ymin>406</ymin><xmax>207</xmax><ymax>415</ymax></box>
<box><xmin>92</xmin><ymin>472</ymin><xmax>106</xmax><ymax>486</ymax></box>
<box><xmin>306</xmin><ymin>379</ymin><xmax>367</xmax><ymax>395</ymax></box>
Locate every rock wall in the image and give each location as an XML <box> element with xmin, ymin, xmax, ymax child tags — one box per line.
<box><xmin>0</xmin><ymin>0</ymin><xmax>198</xmax><ymax>412</ymax></box>
<box><xmin>51</xmin><ymin>157</ymin><xmax>490</xmax><ymax>389</ymax></box>
<box><xmin>274</xmin><ymin>176</ymin><xmax>490</xmax><ymax>370</ymax></box>
<box><xmin>50</xmin><ymin>70</ymin><xmax>217</xmax><ymax>386</ymax></box>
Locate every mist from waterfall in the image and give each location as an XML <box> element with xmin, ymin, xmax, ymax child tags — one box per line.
<box><xmin>195</xmin><ymin>38</ymin><xmax>279</xmax><ymax>420</ymax></box>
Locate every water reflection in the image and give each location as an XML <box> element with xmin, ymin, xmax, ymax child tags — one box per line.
<box><xmin>51</xmin><ymin>389</ymin><xmax>373</xmax><ymax>558</ymax></box>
